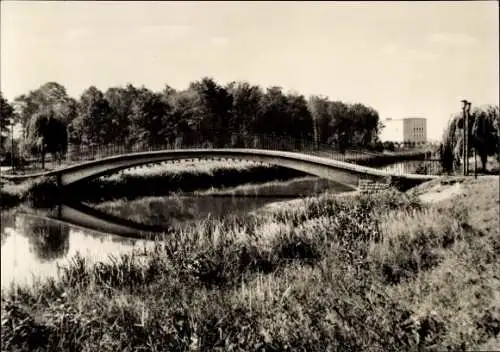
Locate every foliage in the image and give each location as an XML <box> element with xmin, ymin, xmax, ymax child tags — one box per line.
<box><xmin>471</xmin><ymin>105</ymin><xmax>500</xmax><ymax>170</ymax></box>
<box><xmin>0</xmin><ymin>176</ymin><xmax>61</xmax><ymax>209</ymax></box>
<box><xmin>0</xmin><ymin>187</ymin><xmax>23</xmax><ymax>209</ymax></box>
<box><xmin>72</xmin><ymin>86</ymin><xmax>113</xmax><ymax>145</ymax></box>
<box><xmin>102</xmin><ymin>85</ymin><xmax>138</xmax><ymax>145</ymax></box>
<box><xmin>1</xmin><ymin>177</ymin><xmax>498</xmax><ymax>351</ymax></box>
<box><xmin>441</xmin><ymin>105</ymin><xmax>499</xmax><ymax>172</ymax></box>
<box><xmin>227</xmin><ymin>81</ymin><xmax>264</xmax><ymax>143</ymax></box>
<box><xmin>24</xmin><ymin>110</ymin><xmax>68</xmax><ymax>167</ymax></box>
<box><xmin>23</xmin><ymin>176</ymin><xmax>61</xmax><ymax>208</ymax></box>
<box><xmin>0</xmin><ymin>92</ymin><xmax>15</xmax><ymax>134</ymax></box>
<box><xmin>128</xmin><ymin>88</ymin><xmax>173</xmax><ymax>147</ymax></box>
<box><xmin>383</xmin><ymin>141</ymin><xmax>396</xmax><ymax>152</ymax></box>
<box><xmin>0</xmin><ymin>92</ymin><xmax>15</xmax><ymax>153</ymax></box>
<box><xmin>13</xmin><ymin>82</ymin><xmax>76</xmax><ymax>131</ymax></box>
<box><xmin>12</xmin><ymin>79</ymin><xmax>384</xmax><ymax>154</ymax></box>
<box><xmin>308</xmin><ymin>97</ymin><xmax>379</xmax><ymax>151</ymax></box>
<box><xmin>190</xmin><ymin>77</ymin><xmax>234</xmax><ymax>147</ymax></box>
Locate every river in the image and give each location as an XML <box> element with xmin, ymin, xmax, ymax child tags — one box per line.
<box><xmin>1</xmin><ymin>176</ymin><xmax>351</xmax><ymax>289</ymax></box>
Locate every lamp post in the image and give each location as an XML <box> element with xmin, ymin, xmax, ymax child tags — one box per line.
<box><xmin>10</xmin><ymin>118</ymin><xmax>14</xmax><ymax>172</ymax></box>
<box><xmin>460</xmin><ymin>99</ymin><xmax>470</xmax><ymax>176</ymax></box>
<box><xmin>466</xmin><ymin>101</ymin><xmax>472</xmax><ymax>176</ymax></box>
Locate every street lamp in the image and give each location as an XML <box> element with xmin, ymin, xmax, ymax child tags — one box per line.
<box><xmin>460</xmin><ymin>100</ymin><xmax>470</xmax><ymax>176</ymax></box>
<box><xmin>10</xmin><ymin>118</ymin><xmax>14</xmax><ymax>172</ymax></box>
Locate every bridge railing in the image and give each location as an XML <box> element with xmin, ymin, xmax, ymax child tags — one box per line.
<box><xmin>63</xmin><ymin>136</ymin><xmax>394</xmax><ymax>165</ymax></box>
<box><xmin>11</xmin><ymin>133</ymin><xmax>438</xmax><ymax>176</ymax></box>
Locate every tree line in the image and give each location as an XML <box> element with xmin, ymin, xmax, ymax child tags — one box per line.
<box><xmin>1</xmin><ymin>78</ymin><xmax>383</xmax><ymax>164</ymax></box>
<box><xmin>440</xmin><ymin>104</ymin><xmax>499</xmax><ymax>172</ymax></box>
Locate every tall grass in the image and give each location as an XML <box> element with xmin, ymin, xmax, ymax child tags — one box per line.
<box><xmin>1</xmin><ymin>177</ymin><xmax>498</xmax><ymax>351</ymax></box>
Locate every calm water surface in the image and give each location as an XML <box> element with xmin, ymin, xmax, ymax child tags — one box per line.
<box><xmin>1</xmin><ymin>176</ymin><xmax>348</xmax><ymax>288</ymax></box>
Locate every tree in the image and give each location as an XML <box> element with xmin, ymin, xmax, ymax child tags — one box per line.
<box><xmin>25</xmin><ymin>109</ymin><xmax>68</xmax><ymax>168</ymax></box>
<box><xmin>10</xmin><ymin>79</ymin><xmax>389</xmax><ymax>155</ymax></box>
<box><xmin>471</xmin><ymin>105</ymin><xmax>499</xmax><ymax>170</ymax></box>
<box><xmin>128</xmin><ymin>88</ymin><xmax>172</xmax><ymax>147</ymax></box>
<box><xmin>159</xmin><ymin>85</ymin><xmax>180</xmax><ymax>143</ymax></box>
<box><xmin>169</xmin><ymin>89</ymin><xmax>203</xmax><ymax>146</ymax></box>
<box><xmin>0</xmin><ymin>92</ymin><xmax>15</xmax><ymax>153</ymax></box>
<box><xmin>227</xmin><ymin>81</ymin><xmax>263</xmax><ymax>146</ymax></box>
<box><xmin>73</xmin><ymin>86</ymin><xmax>113</xmax><ymax>145</ymax></box>
<box><xmin>13</xmin><ymin>82</ymin><xmax>75</xmax><ymax>133</ymax></box>
<box><xmin>441</xmin><ymin>105</ymin><xmax>499</xmax><ymax>173</ymax></box>
<box><xmin>347</xmin><ymin>103</ymin><xmax>380</xmax><ymax>147</ymax></box>
<box><xmin>104</xmin><ymin>85</ymin><xmax>139</xmax><ymax>145</ymax></box>
<box><xmin>189</xmin><ymin>77</ymin><xmax>233</xmax><ymax>147</ymax></box>
<box><xmin>285</xmin><ymin>92</ymin><xmax>314</xmax><ymax>144</ymax></box>
<box><xmin>308</xmin><ymin>95</ymin><xmax>330</xmax><ymax>146</ymax></box>
<box><xmin>327</xmin><ymin>101</ymin><xmax>350</xmax><ymax>151</ymax></box>
<box><xmin>257</xmin><ymin>86</ymin><xmax>289</xmax><ymax>137</ymax></box>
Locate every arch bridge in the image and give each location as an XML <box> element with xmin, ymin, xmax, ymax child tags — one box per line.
<box><xmin>1</xmin><ymin>148</ymin><xmax>437</xmax><ymax>190</ymax></box>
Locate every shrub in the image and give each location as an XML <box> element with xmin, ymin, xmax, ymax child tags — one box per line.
<box><xmin>24</xmin><ymin>176</ymin><xmax>60</xmax><ymax>208</ymax></box>
<box><xmin>0</xmin><ymin>188</ymin><xmax>22</xmax><ymax>209</ymax></box>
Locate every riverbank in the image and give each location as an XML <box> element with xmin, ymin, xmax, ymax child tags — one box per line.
<box><xmin>92</xmin><ymin>176</ymin><xmax>353</xmax><ymax>228</ymax></box>
<box><xmin>75</xmin><ymin>162</ymin><xmax>306</xmax><ymax>204</ymax></box>
<box><xmin>0</xmin><ymin>161</ymin><xmax>306</xmax><ymax>210</ymax></box>
<box><xmin>0</xmin><ymin>177</ymin><xmax>60</xmax><ymax>209</ymax></box>
<box><xmin>2</xmin><ymin>176</ymin><xmax>498</xmax><ymax>351</ymax></box>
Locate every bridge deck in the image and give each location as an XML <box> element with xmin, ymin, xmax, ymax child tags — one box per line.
<box><xmin>1</xmin><ymin>148</ymin><xmax>438</xmax><ymax>189</ymax></box>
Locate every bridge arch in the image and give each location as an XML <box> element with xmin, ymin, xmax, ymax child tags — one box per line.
<box><xmin>14</xmin><ymin>148</ymin><xmax>436</xmax><ymax>189</ymax></box>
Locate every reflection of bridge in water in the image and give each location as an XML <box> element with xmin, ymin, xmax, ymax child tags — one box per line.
<box><xmin>55</xmin><ymin>202</ymin><xmax>171</xmax><ymax>238</ymax></box>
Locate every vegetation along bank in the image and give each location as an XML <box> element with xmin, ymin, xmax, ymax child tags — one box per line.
<box><xmin>1</xmin><ymin>176</ymin><xmax>498</xmax><ymax>351</ymax></box>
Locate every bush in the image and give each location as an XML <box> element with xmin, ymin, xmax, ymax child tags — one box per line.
<box><xmin>383</xmin><ymin>141</ymin><xmax>396</xmax><ymax>152</ymax></box>
<box><xmin>415</xmin><ymin>162</ymin><xmax>429</xmax><ymax>175</ymax></box>
<box><xmin>0</xmin><ymin>188</ymin><xmax>22</xmax><ymax>209</ymax></box>
<box><xmin>24</xmin><ymin>176</ymin><xmax>60</xmax><ymax>208</ymax></box>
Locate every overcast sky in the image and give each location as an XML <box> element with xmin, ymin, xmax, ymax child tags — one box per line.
<box><xmin>1</xmin><ymin>1</ymin><xmax>498</xmax><ymax>140</ymax></box>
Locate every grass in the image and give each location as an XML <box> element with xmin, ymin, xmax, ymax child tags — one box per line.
<box><xmin>1</xmin><ymin>176</ymin><xmax>498</xmax><ymax>351</ymax></box>
<box><xmin>105</xmin><ymin>160</ymin><xmax>264</xmax><ymax>177</ymax></box>
<box><xmin>192</xmin><ymin>176</ymin><xmax>353</xmax><ymax>197</ymax></box>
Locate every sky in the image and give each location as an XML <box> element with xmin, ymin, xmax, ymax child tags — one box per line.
<box><xmin>1</xmin><ymin>1</ymin><xmax>498</xmax><ymax>140</ymax></box>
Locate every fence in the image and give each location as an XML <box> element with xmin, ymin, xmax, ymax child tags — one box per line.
<box><xmin>9</xmin><ymin>133</ymin><xmax>438</xmax><ymax>176</ymax></box>
<box><xmin>376</xmin><ymin>159</ymin><xmax>443</xmax><ymax>176</ymax></box>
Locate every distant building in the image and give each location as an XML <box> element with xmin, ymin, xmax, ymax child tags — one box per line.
<box><xmin>380</xmin><ymin>117</ymin><xmax>427</xmax><ymax>144</ymax></box>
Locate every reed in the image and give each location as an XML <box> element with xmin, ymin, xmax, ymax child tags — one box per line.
<box><xmin>1</xmin><ymin>177</ymin><xmax>498</xmax><ymax>351</ymax></box>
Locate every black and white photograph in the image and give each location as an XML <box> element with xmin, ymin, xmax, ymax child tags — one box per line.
<box><xmin>0</xmin><ymin>1</ymin><xmax>499</xmax><ymax>351</ymax></box>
